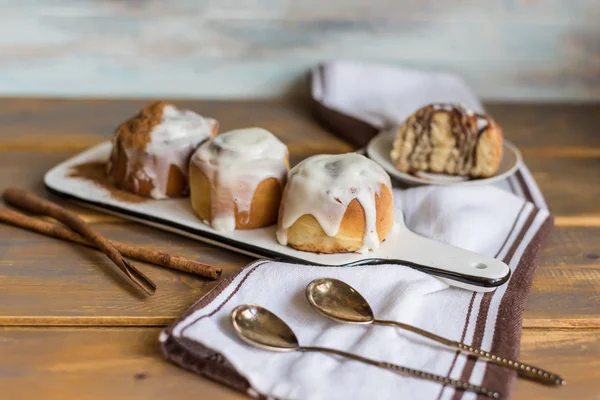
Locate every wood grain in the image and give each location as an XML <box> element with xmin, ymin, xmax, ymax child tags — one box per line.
<box><xmin>0</xmin><ymin>98</ymin><xmax>353</xmax><ymax>154</ymax></box>
<box><xmin>0</xmin><ymin>99</ymin><xmax>598</xmax><ymax>219</ymax></box>
<box><xmin>538</xmin><ymin>227</ymin><xmax>600</xmax><ymax>268</ymax></box>
<box><xmin>485</xmin><ymin>103</ymin><xmax>600</xmax><ymax>150</ymax></box>
<box><xmin>513</xmin><ymin>329</ymin><xmax>600</xmax><ymax>400</ymax></box>
<box><xmin>524</xmin><ymin>156</ymin><xmax>600</xmax><ymax>218</ymax></box>
<box><xmin>0</xmin><ymin>221</ymin><xmax>252</xmax><ymax>325</ymax></box>
<box><xmin>0</xmin><ymin>327</ymin><xmax>597</xmax><ymax>400</ymax></box>
<box><xmin>0</xmin><ymin>221</ymin><xmax>597</xmax><ymax>326</ymax></box>
<box><xmin>2</xmin><ymin>99</ymin><xmax>598</xmax><ymax>151</ymax></box>
<box><xmin>0</xmin><ymin>2</ymin><xmax>599</xmax><ymax>100</ymax></box>
<box><xmin>0</xmin><ymin>327</ymin><xmax>242</xmax><ymax>400</ymax></box>
<box><xmin>524</xmin><ymin>226</ymin><xmax>600</xmax><ymax>327</ymax></box>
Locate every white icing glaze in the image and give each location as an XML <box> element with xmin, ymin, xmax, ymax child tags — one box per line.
<box><xmin>276</xmin><ymin>153</ymin><xmax>392</xmax><ymax>254</ymax></box>
<box><xmin>432</xmin><ymin>102</ymin><xmax>474</xmax><ymax>116</ymax></box>
<box><xmin>431</xmin><ymin>103</ymin><xmax>455</xmax><ymax>112</ymax></box>
<box><xmin>191</xmin><ymin>128</ymin><xmax>288</xmax><ymax>232</ymax></box>
<box><xmin>476</xmin><ymin>117</ymin><xmax>489</xmax><ymax>131</ymax></box>
<box><xmin>120</xmin><ymin>105</ymin><xmax>217</xmax><ymax>199</ymax></box>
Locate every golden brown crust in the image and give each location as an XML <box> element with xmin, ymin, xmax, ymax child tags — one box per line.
<box><xmin>478</xmin><ymin>119</ymin><xmax>503</xmax><ymax>176</ymax></box>
<box><xmin>189</xmin><ymin>160</ymin><xmax>287</xmax><ymax>230</ymax></box>
<box><xmin>283</xmin><ymin>184</ymin><xmax>394</xmax><ymax>253</ymax></box>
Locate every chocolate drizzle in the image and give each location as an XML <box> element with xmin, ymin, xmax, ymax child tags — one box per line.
<box><xmin>393</xmin><ymin>103</ymin><xmax>495</xmax><ymax>177</ymax></box>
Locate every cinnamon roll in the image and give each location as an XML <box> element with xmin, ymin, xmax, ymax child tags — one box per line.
<box><xmin>108</xmin><ymin>101</ymin><xmax>218</xmax><ymax>199</ymax></box>
<box><xmin>189</xmin><ymin>128</ymin><xmax>289</xmax><ymax>232</ymax></box>
<box><xmin>391</xmin><ymin>103</ymin><xmax>503</xmax><ymax>178</ymax></box>
<box><xmin>276</xmin><ymin>153</ymin><xmax>394</xmax><ymax>254</ymax></box>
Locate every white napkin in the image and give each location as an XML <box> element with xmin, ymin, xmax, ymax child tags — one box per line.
<box><xmin>312</xmin><ymin>61</ymin><xmax>483</xmax><ymax>129</ymax></box>
<box><xmin>162</xmin><ymin>62</ymin><xmax>552</xmax><ymax>400</ymax></box>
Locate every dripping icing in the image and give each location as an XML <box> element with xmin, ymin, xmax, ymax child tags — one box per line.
<box><xmin>276</xmin><ymin>153</ymin><xmax>392</xmax><ymax>254</ymax></box>
<box><xmin>120</xmin><ymin>105</ymin><xmax>217</xmax><ymax>199</ymax></box>
<box><xmin>191</xmin><ymin>127</ymin><xmax>288</xmax><ymax>232</ymax></box>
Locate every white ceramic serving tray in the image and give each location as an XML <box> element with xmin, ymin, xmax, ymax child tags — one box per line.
<box><xmin>44</xmin><ymin>142</ymin><xmax>511</xmax><ymax>292</ymax></box>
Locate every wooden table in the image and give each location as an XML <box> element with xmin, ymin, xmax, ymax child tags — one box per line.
<box><xmin>0</xmin><ymin>98</ymin><xmax>598</xmax><ymax>399</ymax></box>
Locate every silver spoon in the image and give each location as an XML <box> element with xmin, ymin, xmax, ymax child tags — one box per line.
<box><xmin>231</xmin><ymin>304</ymin><xmax>500</xmax><ymax>398</ymax></box>
<box><xmin>306</xmin><ymin>278</ymin><xmax>565</xmax><ymax>387</ymax></box>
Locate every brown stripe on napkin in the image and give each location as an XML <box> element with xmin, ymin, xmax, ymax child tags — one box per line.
<box><xmin>436</xmin><ymin>202</ymin><xmax>529</xmax><ymax>400</ymax></box>
<box><xmin>450</xmin><ymin>208</ymin><xmax>547</xmax><ymax>400</ymax></box>
<box><xmin>477</xmin><ymin>217</ymin><xmax>554</xmax><ymax>399</ymax></box>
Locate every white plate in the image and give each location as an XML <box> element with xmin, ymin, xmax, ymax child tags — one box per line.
<box><xmin>44</xmin><ymin>142</ymin><xmax>511</xmax><ymax>292</ymax></box>
<box><xmin>366</xmin><ymin>131</ymin><xmax>521</xmax><ymax>186</ymax></box>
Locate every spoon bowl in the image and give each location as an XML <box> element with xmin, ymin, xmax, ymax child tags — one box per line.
<box><xmin>306</xmin><ymin>278</ymin><xmax>374</xmax><ymax>324</ymax></box>
<box><xmin>231</xmin><ymin>304</ymin><xmax>299</xmax><ymax>352</ymax></box>
<box><xmin>306</xmin><ymin>278</ymin><xmax>565</xmax><ymax>387</ymax></box>
<box><xmin>231</xmin><ymin>302</ymin><xmax>501</xmax><ymax>398</ymax></box>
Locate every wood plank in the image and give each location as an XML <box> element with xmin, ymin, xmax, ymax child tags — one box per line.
<box><xmin>0</xmin><ymin>99</ymin><xmax>598</xmax><ymax>151</ymax></box>
<box><xmin>513</xmin><ymin>329</ymin><xmax>600</xmax><ymax>400</ymax></box>
<box><xmin>0</xmin><ymin>327</ymin><xmax>241</xmax><ymax>400</ymax></box>
<box><xmin>0</xmin><ymin>222</ymin><xmax>597</xmax><ymax>326</ymax></box>
<box><xmin>486</xmin><ymin>103</ymin><xmax>600</xmax><ymax>149</ymax></box>
<box><xmin>0</xmin><ymin>2</ymin><xmax>598</xmax><ymax>100</ymax></box>
<box><xmin>0</xmin><ymin>98</ymin><xmax>353</xmax><ymax>154</ymax></box>
<box><xmin>0</xmin><ymin>149</ymin><xmax>121</xmax><ymax>221</ymax></box>
<box><xmin>538</xmin><ymin>227</ymin><xmax>600</xmax><ymax>268</ymax></box>
<box><xmin>524</xmin><ymin>264</ymin><xmax>600</xmax><ymax>328</ymax></box>
<box><xmin>555</xmin><ymin>216</ymin><xmax>600</xmax><ymax>228</ymax></box>
<box><xmin>524</xmin><ymin>156</ymin><xmax>600</xmax><ymax>218</ymax></box>
<box><xmin>0</xmin><ymin>221</ymin><xmax>252</xmax><ymax>325</ymax></box>
<box><xmin>525</xmin><ymin>227</ymin><xmax>600</xmax><ymax>328</ymax></box>
<box><xmin>0</xmin><ymin>327</ymin><xmax>597</xmax><ymax>400</ymax></box>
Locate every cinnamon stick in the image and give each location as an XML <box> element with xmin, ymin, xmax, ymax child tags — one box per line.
<box><xmin>2</xmin><ymin>188</ymin><xmax>156</xmax><ymax>295</ymax></box>
<box><xmin>0</xmin><ymin>208</ymin><xmax>222</xmax><ymax>280</ymax></box>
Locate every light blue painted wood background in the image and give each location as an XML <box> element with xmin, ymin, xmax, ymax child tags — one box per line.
<box><xmin>0</xmin><ymin>0</ymin><xmax>598</xmax><ymax>100</ymax></box>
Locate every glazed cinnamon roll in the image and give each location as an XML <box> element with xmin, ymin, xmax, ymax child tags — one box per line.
<box><xmin>189</xmin><ymin>128</ymin><xmax>289</xmax><ymax>232</ymax></box>
<box><xmin>276</xmin><ymin>153</ymin><xmax>394</xmax><ymax>254</ymax></box>
<box><xmin>108</xmin><ymin>101</ymin><xmax>218</xmax><ymax>199</ymax></box>
<box><xmin>391</xmin><ymin>103</ymin><xmax>503</xmax><ymax>178</ymax></box>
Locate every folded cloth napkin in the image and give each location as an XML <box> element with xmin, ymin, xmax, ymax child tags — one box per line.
<box><xmin>161</xmin><ymin>61</ymin><xmax>552</xmax><ymax>400</ymax></box>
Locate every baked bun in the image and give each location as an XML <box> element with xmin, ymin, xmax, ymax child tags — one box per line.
<box><xmin>108</xmin><ymin>101</ymin><xmax>218</xmax><ymax>199</ymax></box>
<box><xmin>276</xmin><ymin>153</ymin><xmax>394</xmax><ymax>254</ymax></box>
<box><xmin>189</xmin><ymin>128</ymin><xmax>289</xmax><ymax>232</ymax></box>
<box><xmin>390</xmin><ymin>103</ymin><xmax>503</xmax><ymax>178</ymax></box>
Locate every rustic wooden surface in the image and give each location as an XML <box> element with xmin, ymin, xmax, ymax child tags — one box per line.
<box><xmin>0</xmin><ymin>328</ymin><xmax>597</xmax><ymax>400</ymax></box>
<box><xmin>1</xmin><ymin>1</ymin><xmax>599</xmax><ymax>100</ymax></box>
<box><xmin>0</xmin><ymin>98</ymin><xmax>598</xmax><ymax>398</ymax></box>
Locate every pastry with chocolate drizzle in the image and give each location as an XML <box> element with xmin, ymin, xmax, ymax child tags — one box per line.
<box><xmin>390</xmin><ymin>103</ymin><xmax>503</xmax><ymax>179</ymax></box>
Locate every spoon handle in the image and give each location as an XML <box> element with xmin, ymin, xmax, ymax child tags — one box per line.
<box><xmin>300</xmin><ymin>346</ymin><xmax>500</xmax><ymax>399</ymax></box>
<box><xmin>451</xmin><ymin>343</ymin><xmax>565</xmax><ymax>386</ymax></box>
<box><xmin>374</xmin><ymin>319</ymin><xmax>565</xmax><ymax>386</ymax></box>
